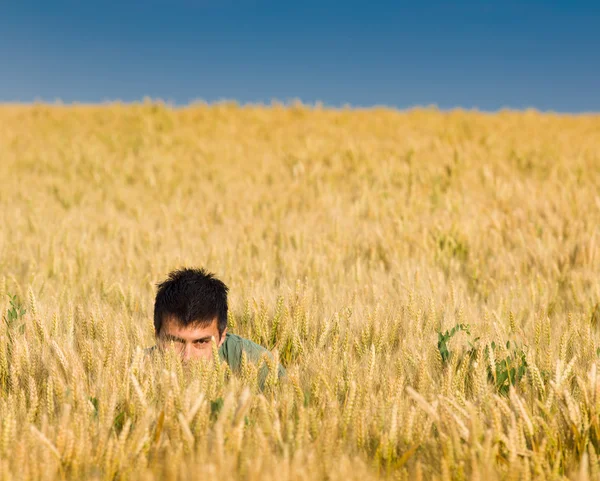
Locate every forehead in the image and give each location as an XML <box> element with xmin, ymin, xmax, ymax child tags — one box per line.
<box><xmin>161</xmin><ymin>315</ymin><xmax>219</xmax><ymax>337</ymax></box>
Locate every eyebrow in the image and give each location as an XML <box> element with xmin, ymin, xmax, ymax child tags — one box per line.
<box><xmin>163</xmin><ymin>334</ymin><xmax>214</xmax><ymax>343</ymax></box>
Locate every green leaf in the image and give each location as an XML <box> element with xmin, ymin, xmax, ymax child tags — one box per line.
<box><xmin>210</xmin><ymin>397</ymin><xmax>224</xmax><ymax>420</ymax></box>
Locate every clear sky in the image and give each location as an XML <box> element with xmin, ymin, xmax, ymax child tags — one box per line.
<box><xmin>1</xmin><ymin>1</ymin><xmax>598</xmax><ymax>112</ymax></box>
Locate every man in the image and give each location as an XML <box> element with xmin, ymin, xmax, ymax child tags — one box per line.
<box><xmin>150</xmin><ymin>267</ymin><xmax>285</xmax><ymax>388</ymax></box>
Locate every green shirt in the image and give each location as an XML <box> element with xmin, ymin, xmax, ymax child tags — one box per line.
<box><xmin>218</xmin><ymin>333</ymin><xmax>286</xmax><ymax>388</ymax></box>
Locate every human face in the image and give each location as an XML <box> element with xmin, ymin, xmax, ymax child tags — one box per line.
<box><xmin>157</xmin><ymin>315</ymin><xmax>227</xmax><ymax>362</ymax></box>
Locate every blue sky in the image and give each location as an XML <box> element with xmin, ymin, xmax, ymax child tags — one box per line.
<box><xmin>1</xmin><ymin>1</ymin><xmax>598</xmax><ymax>112</ymax></box>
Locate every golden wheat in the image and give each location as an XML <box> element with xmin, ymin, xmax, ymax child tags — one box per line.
<box><xmin>0</xmin><ymin>102</ymin><xmax>599</xmax><ymax>480</ymax></box>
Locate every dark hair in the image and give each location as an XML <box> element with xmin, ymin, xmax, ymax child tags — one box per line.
<box><xmin>154</xmin><ymin>268</ymin><xmax>228</xmax><ymax>337</ymax></box>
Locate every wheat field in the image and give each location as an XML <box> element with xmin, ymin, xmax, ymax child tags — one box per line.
<box><xmin>0</xmin><ymin>102</ymin><xmax>599</xmax><ymax>480</ymax></box>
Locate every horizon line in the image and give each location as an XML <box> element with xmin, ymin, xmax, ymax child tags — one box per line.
<box><xmin>1</xmin><ymin>98</ymin><xmax>599</xmax><ymax>116</ymax></box>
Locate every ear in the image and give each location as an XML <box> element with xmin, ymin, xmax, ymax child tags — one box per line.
<box><xmin>218</xmin><ymin>327</ymin><xmax>228</xmax><ymax>347</ymax></box>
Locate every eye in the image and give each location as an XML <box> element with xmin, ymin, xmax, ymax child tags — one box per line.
<box><xmin>194</xmin><ymin>339</ymin><xmax>208</xmax><ymax>346</ymax></box>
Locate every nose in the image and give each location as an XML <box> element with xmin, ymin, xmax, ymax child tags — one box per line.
<box><xmin>181</xmin><ymin>343</ymin><xmax>193</xmax><ymax>362</ymax></box>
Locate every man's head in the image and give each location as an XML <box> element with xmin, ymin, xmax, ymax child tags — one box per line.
<box><xmin>154</xmin><ymin>268</ymin><xmax>228</xmax><ymax>361</ymax></box>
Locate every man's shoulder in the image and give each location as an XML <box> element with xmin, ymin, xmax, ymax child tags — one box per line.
<box><xmin>221</xmin><ymin>333</ymin><xmax>286</xmax><ymax>384</ymax></box>
<box><xmin>222</xmin><ymin>333</ymin><xmax>270</xmax><ymax>361</ymax></box>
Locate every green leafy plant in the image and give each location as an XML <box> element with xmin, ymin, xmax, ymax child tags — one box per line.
<box><xmin>210</xmin><ymin>397</ymin><xmax>224</xmax><ymax>420</ymax></box>
<box><xmin>486</xmin><ymin>341</ymin><xmax>528</xmax><ymax>396</ymax></box>
<box><xmin>4</xmin><ymin>294</ymin><xmax>26</xmax><ymax>334</ymax></box>
<box><xmin>438</xmin><ymin>323</ymin><xmax>528</xmax><ymax>396</ymax></box>
<box><xmin>437</xmin><ymin>323</ymin><xmax>473</xmax><ymax>363</ymax></box>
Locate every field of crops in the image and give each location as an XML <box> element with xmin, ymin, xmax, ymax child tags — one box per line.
<box><xmin>0</xmin><ymin>103</ymin><xmax>599</xmax><ymax>480</ymax></box>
